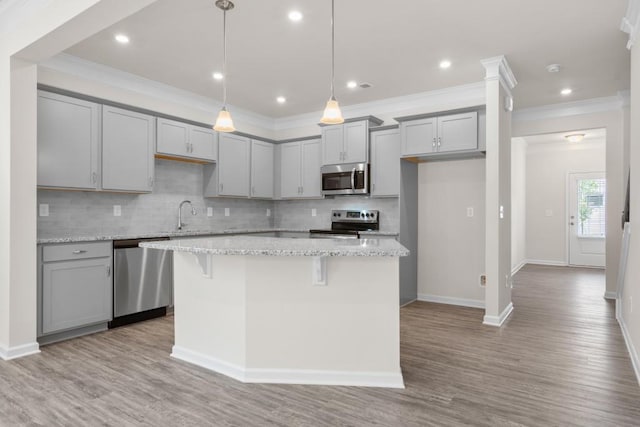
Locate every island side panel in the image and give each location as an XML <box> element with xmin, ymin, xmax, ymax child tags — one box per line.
<box><xmin>171</xmin><ymin>252</ymin><xmax>248</xmax><ymax>374</ymax></box>
<box><xmin>245</xmin><ymin>256</ymin><xmax>400</xmax><ymax>375</ymax></box>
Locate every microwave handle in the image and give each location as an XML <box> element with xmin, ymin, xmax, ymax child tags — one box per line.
<box><xmin>351</xmin><ymin>168</ymin><xmax>356</xmax><ymax>190</ymax></box>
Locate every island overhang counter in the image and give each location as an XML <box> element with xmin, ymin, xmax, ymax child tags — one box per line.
<box><xmin>140</xmin><ymin>236</ymin><xmax>409</xmax><ymax>388</ymax></box>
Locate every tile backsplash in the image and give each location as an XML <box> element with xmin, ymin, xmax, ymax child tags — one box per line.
<box><xmin>37</xmin><ymin>159</ymin><xmax>399</xmax><ymax>239</ymax></box>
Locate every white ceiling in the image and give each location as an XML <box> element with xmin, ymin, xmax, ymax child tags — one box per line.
<box><xmin>64</xmin><ymin>0</ymin><xmax>631</xmax><ymax>118</ymax></box>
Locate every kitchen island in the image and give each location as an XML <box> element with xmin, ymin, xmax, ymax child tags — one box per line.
<box><xmin>140</xmin><ymin>236</ymin><xmax>409</xmax><ymax>388</ymax></box>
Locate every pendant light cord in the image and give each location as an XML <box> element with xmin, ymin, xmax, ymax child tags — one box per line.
<box><xmin>330</xmin><ymin>0</ymin><xmax>335</xmax><ymax>100</ymax></box>
<box><xmin>222</xmin><ymin>6</ymin><xmax>228</xmax><ymax>108</ymax></box>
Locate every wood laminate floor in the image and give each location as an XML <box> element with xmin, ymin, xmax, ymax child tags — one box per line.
<box><xmin>1</xmin><ymin>264</ymin><xmax>639</xmax><ymax>426</ymax></box>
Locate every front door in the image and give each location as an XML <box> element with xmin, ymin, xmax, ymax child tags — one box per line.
<box><xmin>568</xmin><ymin>172</ymin><xmax>606</xmax><ymax>267</ymax></box>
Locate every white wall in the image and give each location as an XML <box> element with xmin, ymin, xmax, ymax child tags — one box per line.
<box><xmin>525</xmin><ymin>138</ymin><xmax>606</xmax><ymax>265</ymax></box>
<box><xmin>511</xmin><ymin>138</ymin><xmax>527</xmax><ymax>272</ymax></box>
<box><xmin>417</xmin><ymin>159</ymin><xmax>486</xmax><ymax>307</ymax></box>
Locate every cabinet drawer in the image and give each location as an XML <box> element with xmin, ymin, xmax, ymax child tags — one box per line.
<box><xmin>43</xmin><ymin>241</ymin><xmax>112</xmax><ymax>262</ymax></box>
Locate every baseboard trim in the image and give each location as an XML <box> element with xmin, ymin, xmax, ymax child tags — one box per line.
<box><xmin>618</xmin><ymin>313</ymin><xmax>640</xmax><ymax>386</ymax></box>
<box><xmin>604</xmin><ymin>291</ymin><xmax>617</xmax><ymax>300</ymax></box>
<box><xmin>0</xmin><ymin>342</ymin><xmax>40</xmax><ymax>361</ymax></box>
<box><xmin>526</xmin><ymin>259</ymin><xmax>568</xmax><ymax>267</ymax></box>
<box><xmin>171</xmin><ymin>346</ymin><xmax>405</xmax><ymax>388</ymax></box>
<box><xmin>511</xmin><ymin>261</ymin><xmax>527</xmax><ymax>276</ymax></box>
<box><xmin>483</xmin><ymin>302</ymin><xmax>514</xmax><ymax>327</ymax></box>
<box><xmin>417</xmin><ymin>294</ymin><xmax>485</xmax><ymax>309</ymax></box>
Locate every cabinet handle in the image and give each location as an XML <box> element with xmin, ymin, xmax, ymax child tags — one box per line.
<box><xmin>372</xmin><ymin>183</ymin><xmax>376</xmax><ymax>192</ymax></box>
<box><xmin>91</xmin><ymin>172</ymin><xmax>97</xmax><ymax>184</ymax></box>
<box><xmin>190</xmin><ymin>143</ymin><xmax>194</xmax><ymax>153</ymax></box>
<box><xmin>300</xmin><ymin>186</ymin><xmax>303</xmax><ymax>195</ymax></box>
<box><xmin>432</xmin><ymin>138</ymin><xmax>436</xmax><ymax>149</ymax></box>
<box><xmin>106</xmin><ymin>265</ymin><xmax>111</xmax><ymax>277</ymax></box>
<box><xmin>148</xmin><ymin>177</ymin><xmax>154</xmax><ymax>188</ymax></box>
<box><xmin>252</xmin><ymin>186</ymin><xmax>255</xmax><ymax>195</ymax></box>
<box><xmin>186</xmin><ymin>142</ymin><xmax>190</xmax><ymax>153</ymax></box>
<box><xmin>438</xmin><ymin>137</ymin><xmax>441</xmax><ymax>147</ymax></box>
<box><xmin>220</xmin><ymin>183</ymin><xmax>224</xmax><ymax>192</ymax></box>
<box><xmin>72</xmin><ymin>250</ymin><xmax>87</xmax><ymax>254</ymax></box>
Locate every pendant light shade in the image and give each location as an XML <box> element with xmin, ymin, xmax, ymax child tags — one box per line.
<box><xmin>213</xmin><ymin>0</ymin><xmax>236</xmax><ymax>133</ymax></box>
<box><xmin>320</xmin><ymin>0</ymin><xmax>344</xmax><ymax>124</ymax></box>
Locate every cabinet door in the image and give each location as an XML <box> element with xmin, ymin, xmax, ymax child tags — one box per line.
<box><xmin>437</xmin><ymin>112</ymin><xmax>478</xmax><ymax>152</ymax></box>
<box><xmin>279</xmin><ymin>142</ymin><xmax>301</xmax><ymax>198</ymax></box>
<box><xmin>321</xmin><ymin>125</ymin><xmax>344</xmax><ymax>165</ymax></box>
<box><xmin>400</xmin><ymin>118</ymin><xmax>436</xmax><ymax>156</ymax></box>
<box><xmin>301</xmin><ymin>139</ymin><xmax>322</xmax><ymax>198</ymax></box>
<box><xmin>37</xmin><ymin>91</ymin><xmax>100</xmax><ymax>189</ymax></box>
<box><xmin>371</xmin><ymin>129</ymin><xmax>401</xmax><ymax>197</ymax></box>
<box><xmin>343</xmin><ymin>121</ymin><xmax>368</xmax><ymax>163</ymax></box>
<box><xmin>41</xmin><ymin>258</ymin><xmax>112</xmax><ymax>335</ymax></box>
<box><xmin>218</xmin><ymin>133</ymin><xmax>250</xmax><ymax>197</ymax></box>
<box><xmin>250</xmin><ymin>140</ymin><xmax>274</xmax><ymax>198</ymax></box>
<box><xmin>102</xmin><ymin>106</ymin><xmax>155</xmax><ymax>192</ymax></box>
<box><xmin>189</xmin><ymin>125</ymin><xmax>217</xmax><ymax>161</ymax></box>
<box><xmin>156</xmin><ymin>118</ymin><xmax>189</xmax><ymax>157</ymax></box>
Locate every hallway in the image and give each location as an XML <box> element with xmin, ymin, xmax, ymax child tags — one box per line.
<box><xmin>0</xmin><ymin>265</ymin><xmax>638</xmax><ymax>426</ymax></box>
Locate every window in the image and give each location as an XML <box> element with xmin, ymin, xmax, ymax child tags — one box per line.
<box><xmin>577</xmin><ymin>178</ymin><xmax>606</xmax><ymax>237</ymax></box>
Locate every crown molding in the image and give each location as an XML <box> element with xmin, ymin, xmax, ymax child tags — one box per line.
<box><xmin>512</xmin><ymin>92</ymin><xmax>628</xmax><ymax>122</ymax></box>
<box><xmin>39</xmin><ymin>53</ymin><xmax>277</xmax><ymax>131</ymax></box>
<box><xmin>621</xmin><ymin>0</ymin><xmax>640</xmax><ymax>49</ymax></box>
<box><xmin>273</xmin><ymin>81</ymin><xmax>486</xmax><ymax>131</ymax></box>
<box><xmin>481</xmin><ymin>55</ymin><xmax>518</xmax><ymax>95</ymax></box>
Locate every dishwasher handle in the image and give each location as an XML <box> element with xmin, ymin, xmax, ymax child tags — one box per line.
<box><xmin>113</xmin><ymin>237</ymin><xmax>171</xmax><ymax>249</ymax></box>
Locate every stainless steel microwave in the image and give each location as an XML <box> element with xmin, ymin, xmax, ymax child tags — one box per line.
<box><xmin>321</xmin><ymin>163</ymin><xmax>369</xmax><ymax>196</ymax></box>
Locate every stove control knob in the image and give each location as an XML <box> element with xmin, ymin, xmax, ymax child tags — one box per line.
<box><xmin>361</xmin><ymin>213</ymin><xmax>365</xmax><ymax>218</ymax></box>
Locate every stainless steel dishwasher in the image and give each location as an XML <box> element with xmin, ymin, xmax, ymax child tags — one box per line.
<box><xmin>109</xmin><ymin>237</ymin><xmax>173</xmax><ymax>328</ymax></box>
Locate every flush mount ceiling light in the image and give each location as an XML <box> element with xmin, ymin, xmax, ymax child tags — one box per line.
<box><xmin>561</xmin><ymin>88</ymin><xmax>573</xmax><ymax>96</ymax></box>
<box><xmin>565</xmin><ymin>133</ymin><xmax>585</xmax><ymax>143</ymax></box>
<box><xmin>320</xmin><ymin>0</ymin><xmax>344</xmax><ymax>125</ymax></box>
<box><xmin>439</xmin><ymin>59</ymin><xmax>452</xmax><ymax>69</ymax></box>
<box><xmin>114</xmin><ymin>34</ymin><xmax>130</xmax><ymax>44</ymax></box>
<box><xmin>546</xmin><ymin>64</ymin><xmax>561</xmax><ymax>73</ymax></box>
<box><xmin>288</xmin><ymin>10</ymin><xmax>303</xmax><ymax>21</ymax></box>
<box><xmin>276</xmin><ymin>96</ymin><xmax>286</xmax><ymax>104</ymax></box>
<box><xmin>346</xmin><ymin>81</ymin><xmax>358</xmax><ymax>89</ymax></box>
<box><xmin>212</xmin><ymin>72</ymin><xmax>224</xmax><ymax>80</ymax></box>
<box><xmin>213</xmin><ymin>0</ymin><xmax>236</xmax><ymax>133</ymax></box>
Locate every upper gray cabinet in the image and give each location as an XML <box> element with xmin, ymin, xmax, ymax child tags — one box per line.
<box><xmin>399</xmin><ymin>111</ymin><xmax>481</xmax><ymax>158</ymax></box>
<box><xmin>370</xmin><ymin>128</ymin><xmax>401</xmax><ymax>197</ymax></box>
<box><xmin>321</xmin><ymin>117</ymin><xmax>382</xmax><ymax>166</ymax></box>
<box><xmin>203</xmin><ymin>133</ymin><xmax>250</xmax><ymax>197</ymax></box>
<box><xmin>279</xmin><ymin>139</ymin><xmax>322</xmax><ymax>199</ymax></box>
<box><xmin>250</xmin><ymin>140</ymin><xmax>274</xmax><ymax>199</ymax></box>
<box><xmin>37</xmin><ymin>91</ymin><xmax>100</xmax><ymax>190</ymax></box>
<box><xmin>156</xmin><ymin>118</ymin><xmax>217</xmax><ymax>162</ymax></box>
<box><xmin>102</xmin><ymin>106</ymin><xmax>155</xmax><ymax>193</ymax></box>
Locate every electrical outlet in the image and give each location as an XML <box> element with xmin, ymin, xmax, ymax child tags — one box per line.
<box><xmin>266</xmin><ymin>208</ymin><xmax>271</xmax><ymax>217</ymax></box>
<box><xmin>224</xmin><ymin>208</ymin><xmax>230</xmax><ymax>217</ymax></box>
<box><xmin>207</xmin><ymin>207</ymin><xmax>213</xmax><ymax>217</ymax></box>
<box><xmin>505</xmin><ymin>274</ymin><xmax>513</xmax><ymax>288</ymax></box>
<box><xmin>467</xmin><ymin>207</ymin><xmax>474</xmax><ymax>217</ymax></box>
<box><xmin>311</xmin><ymin>208</ymin><xmax>317</xmax><ymax>217</ymax></box>
<box><xmin>39</xmin><ymin>204</ymin><xmax>49</xmax><ymax>217</ymax></box>
<box><xmin>113</xmin><ymin>205</ymin><xmax>122</xmax><ymax>217</ymax></box>
<box><xmin>545</xmin><ymin>209</ymin><xmax>553</xmax><ymax>217</ymax></box>
<box><xmin>480</xmin><ymin>274</ymin><xmax>486</xmax><ymax>287</ymax></box>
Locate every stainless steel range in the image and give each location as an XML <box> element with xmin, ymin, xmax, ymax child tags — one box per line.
<box><xmin>309</xmin><ymin>209</ymin><xmax>379</xmax><ymax>239</ymax></box>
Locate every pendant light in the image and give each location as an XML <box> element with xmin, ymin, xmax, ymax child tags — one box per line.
<box><xmin>213</xmin><ymin>0</ymin><xmax>236</xmax><ymax>132</ymax></box>
<box><xmin>320</xmin><ymin>0</ymin><xmax>344</xmax><ymax>124</ymax></box>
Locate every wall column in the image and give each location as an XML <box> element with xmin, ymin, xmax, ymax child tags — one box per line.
<box><xmin>482</xmin><ymin>56</ymin><xmax>517</xmax><ymax>326</ymax></box>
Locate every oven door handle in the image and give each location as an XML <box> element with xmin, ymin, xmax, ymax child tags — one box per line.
<box><xmin>351</xmin><ymin>168</ymin><xmax>356</xmax><ymax>190</ymax></box>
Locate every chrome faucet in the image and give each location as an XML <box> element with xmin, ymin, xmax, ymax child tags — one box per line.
<box><xmin>178</xmin><ymin>200</ymin><xmax>197</xmax><ymax>230</ymax></box>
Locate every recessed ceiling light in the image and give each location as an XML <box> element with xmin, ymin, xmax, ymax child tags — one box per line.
<box><xmin>288</xmin><ymin>11</ymin><xmax>303</xmax><ymax>21</ymax></box>
<box><xmin>561</xmin><ymin>88</ymin><xmax>572</xmax><ymax>96</ymax></box>
<box><xmin>565</xmin><ymin>133</ymin><xmax>585</xmax><ymax>143</ymax></box>
<box><xmin>347</xmin><ymin>81</ymin><xmax>358</xmax><ymax>89</ymax></box>
<box><xmin>114</xmin><ymin>34</ymin><xmax>130</xmax><ymax>44</ymax></box>
<box><xmin>439</xmin><ymin>59</ymin><xmax>452</xmax><ymax>69</ymax></box>
<box><xmin>212</xmin><ymin>72</ymin><xmax>224</xmax><ymax>80</ymax></box>
<box><xmin>276</xmin><ymin>96</ymin><xmax>286</xmax><ymax>104</ymax></box>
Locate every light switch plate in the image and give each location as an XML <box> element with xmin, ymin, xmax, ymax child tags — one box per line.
<box><xmin>113</xmin><ymin>205</ymin><xmax>122</xmax><ymax>217</ymax></box>
<box><xmin>207</xmin><ymin>207</ymin><xmax>213</xmax><ymax>217</ymax></box>
<box><xmin>266</xmin><ymin>208</ymin><xmax>271</xmax><ymax>217</ymax></box>
<box><xmin>311</xmin><ymin>208</ymin><xmax>317</xmax><ymax>217</ymax></box>
<box><xmin>224</xmin><ymin>208</ymin><xmax>230</xmax><ymax>217</ymax></box>
<box><xmin>39</xmin><ymin>204</ymin><xmax>49</xmax><ymax>217</ymax></box>
<box><xmin>467</xmin><ymin>207</ymin><xmax>474</xmax><ymax>217</ymax></box>
<box><xmin>545</xmin><ymin>209</ymin><xmax>553</xmax><ymax>217</ymax></box>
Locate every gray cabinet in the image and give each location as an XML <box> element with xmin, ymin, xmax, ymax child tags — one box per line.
<box><xmin>102</xmin><ymin>106</ymin><xmax>155</xmax><ymax>192</ymax></box>
<box><xmin>250</xmin><ymin>140</ymin><xmax>274</xmax><ymax>198</ymax></box>
<box><xmin>157</xmin><ymin>118</ymin><xmax>217</xmax><ymax>162</ymax></box>
<box><xmin>279</xmin><ymin>139</ymin><xmax>322</xmax><ymax>199</ymax></box>
<box><xmin>37</xmin><ymin>91</ymin><xmax>100</xmax><ymax>190</ymax></box>
<box><xmin>204</xmin><ymin>133</ymin><xmax>250</xmax><ymax>197</ymax></box>
<box><xmin>321</xmin><ymin>120</ymin><xmax>370</xmax><ymax>165</ymax></box>
<box><xmin>370</xmin><ymin>128</ymin><xmax>401</xmax><ymax>197</ymax></box>
<box><xmin>39</xmin><ymin>242</ymin><xmax>112</xmax><ymax>337</ymax></box>
<box><xmin>400</xmin><ymin>111</ymin><xmax>478</xmax><ymax>157</ymax></box>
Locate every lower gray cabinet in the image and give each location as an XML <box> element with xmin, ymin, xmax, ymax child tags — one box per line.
<box><xmin>39</xmin><ymin>242</ymin><xmax>113</xmax><ymax>339</ymax></box>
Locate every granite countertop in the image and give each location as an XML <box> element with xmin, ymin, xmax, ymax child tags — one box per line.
<box><xmin>37</xmin><ymin>229</ymin><xmax>399</xmax><ymax>244</ymax></box>
<box><xmin>139</xmin><ymin>235</ymin><xmax>409</xmax><ymax>257</ymax></box>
